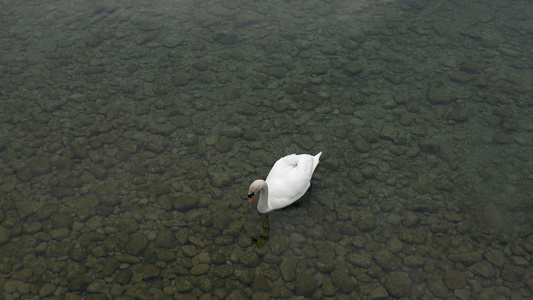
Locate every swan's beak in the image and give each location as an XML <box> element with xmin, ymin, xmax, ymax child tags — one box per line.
<box><xmin>248</xmin><ymin>193</ymin><xmax>255</xmax><ymax>203</ymax></box>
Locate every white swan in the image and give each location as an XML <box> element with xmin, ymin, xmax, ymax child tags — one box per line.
<box><xmin>248</xmin><ymin>152</ymin><xmax>322</xmax><ymax>213</ymax></box>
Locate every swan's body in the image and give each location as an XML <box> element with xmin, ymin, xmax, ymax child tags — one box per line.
<box><xmin>248</xmin><ymin>152</ymin><xmax>322</xmax><ymax>213</ymax></box>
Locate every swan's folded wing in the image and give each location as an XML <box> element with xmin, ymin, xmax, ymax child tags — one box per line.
<box><xmin>265</xmin><ymin>154</ymin><xmax>315</xmax><ymax>208</ymax></box>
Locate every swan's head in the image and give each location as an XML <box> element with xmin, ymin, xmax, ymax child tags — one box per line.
<box><xmin>248</xmin><ymin>179</ymin><xmax>265</xmax><ymax>203</ymax></box>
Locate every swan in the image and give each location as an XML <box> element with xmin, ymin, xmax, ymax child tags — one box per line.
<box><xmin>248</xmin><ymin>152</ymin><xmax>322</xmax><ymax>213</ymax></box>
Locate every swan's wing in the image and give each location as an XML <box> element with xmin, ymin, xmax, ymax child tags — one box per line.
<box><xmin>265</xmin><ymin>154</ymin><xmax>317</xmax><ymax>209</ymax></box>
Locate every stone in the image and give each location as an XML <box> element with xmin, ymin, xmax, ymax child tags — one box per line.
<box><xmin>50</xmin><ymin>213</ymin><xmax>73</xmax><ymax>230</ymax></box>
<box><xmin>398</xmin><ymin>228</ymin><xmax>426</xmax><ymax>244</ymax></box>
<box><xmin>212</xmin><ymin>264</ymin><xmax>233</xmax><ymax>278</ymax></box>
<box><xmin>380</xmin><ymin>125</ymin><xmax>398</xmax><ymax>141</ymax></box>
<box><xmin>173</xmin><ymin>196</ymin><xmax>198</xmax><ymax>212</ymax></box>
<box><xmin>269</xmin><ymin>234</ymin><xmax>289</xmax><ymax>255</ymax></box>
<box><xmin>0</xmin><ymin>226</ymin><xmax>10</xmax><ymax>245</ymax></box>
<box><xmin>470</xmin><ymin>261</ymin><xmax>495</xmax><ymax>278</ymax></box>
<box><xmin>295</xmin><ymin>273</ymin><xmax>316</xmax><ymax>296</ymax></box>
<box><xmin>251</xmin><ymin>273</ymin><xmax>271</xmax><ymax>292</ymax></box>
<box><xmin>370</xmin><ymin>286</ymin><xmax>389</xmax><ymax>299</ymax></box>
<box><xmin>127</xmin><ymin>233</ymin><xmax>148</xmax><ymax>256</ymax></box>
<box><xmin>357</xmin><ymin>211</ymin><xmax>376</xmax><ymax>232</ymax></box>
<box><xmin>15</xmin><ymin>200</ymin><xmax>39</xmax><ymax>220</ymax></box>
<box><xmin>443</xmin><ymin>270</ymin><xmax>466</xmax><ymax>289</ymax></box>
<box><xmin>331</xmin><ymin>268</ymin><xmax>354</xmax><ymax>293</ymax></box>
<box><xmin>191</xmin><ymin>263</ymin><xmax>210</xmax><ymax>275</ymax></box>
<box><xmin>353</xmin><ymin>137</ymin><xmax>370</xmax><ymax>152</ymax></box>
<box><xmin>239</xmin><ymin>251</ymin><xmax>260</xmax><ymax>268</ymax></box>
<box><xmin>68</xmin><ymin>275</ymin><xmax>92</xmax><ymax>290</ymax></box>
<box><xmin>344</xmin><ymin>62</ymin><xmax>363</xmax><ymax>75</ymax></box>
<box><xmin>30</xmin><ymin>156</ymin><xmax>52</xmax><ymax>176</ymax></box>
<box><xmin>155</xmin><ymin>229</ymin><xmax>176</xmax><ymax>249</ymax></box>
<box><xmin>39</xmin><ymin>283</ymin><xmax>56</xmax><ymax>297</ymax></box>
<box><xmin>447</xmin><ymin>251</ymin><xmax>482</xmax><ymax>266</ymax></box>
<box><xmin>374</xmin><ymin>250</ymin><xmax>401</xmax><ymax>271</ymax></box>
<box><xmin>427</xmin><ymin>87</ymin><xmax>455</xmax><ymax>104</ymax></box>
<box><xmin>280</xmin><ymin>254</ymin><xmax>297</xmax><ymax>281</ymax></box>
<box><xmin>214</xmin><ymin>31</ymin><xmax>238</xmax><ymax>45</ymax></box>
<box><xmin>419</xmin><ymin>140</ymin><xmax>440</xmax><ymax>153</ymax></box>
<box><xmin>116</xmin><ymin>217</ymin><xmax>139</xmax><ymax>234</ymax></box>
<box><xmin>115</xmin><ymin>269</ymin><xmax>132</xmax><ymax>284</ymax></box>
<box><xmin>383</xmin><ymin>271</ymin><xmax>411</xmax><ymax>298</ymax></box>
<box><xmin>426</xmin><ymin>275</ymin><xmax>448</xmax><ymax>298</ymax></box>
<box><xmin>500</xmin><ymin>264</ymin><xmax>525</xmax><ymax>282</ymax></box>
<box><xmin>214</xmin><ymin>137</ymin><xmax>233</xmax><ymax>153</ymax></box>
<box><xmin>157</xmin><ymin>249</ymin><xmax>175</xmax><ymax>262</ymax></box>
<box><xmin>234</xmin><ymin>265</ymin><xmax>255</xmax><ymax>284</ymax></box>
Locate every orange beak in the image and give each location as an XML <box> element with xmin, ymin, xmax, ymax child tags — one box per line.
<box><xmin>248</xmin><ymin>194</ymin><xmax>255</xmax><ymax>203</ymax></box>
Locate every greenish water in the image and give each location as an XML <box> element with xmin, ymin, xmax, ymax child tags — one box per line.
<box><xmin>1</xmin><ymin>0</ymin><xmax>532</xmax><ymax>299</ymax></box>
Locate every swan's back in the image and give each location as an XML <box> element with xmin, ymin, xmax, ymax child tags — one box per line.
<box><xmin>265</xmin><ymin>152</ymin><xmax>322</xmax><ymax>211</ymax></box>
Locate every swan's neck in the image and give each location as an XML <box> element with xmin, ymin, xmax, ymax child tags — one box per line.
<box><xmin>257</xmin><ymin>180</ymin><xmax>270</xmax><ymax>213</ymax></box>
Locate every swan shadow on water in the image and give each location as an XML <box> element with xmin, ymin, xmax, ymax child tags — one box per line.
<box><xmin>251</xmin><ymin>185</ymin><xmax>315</xmax><ymax>249</ymax></box>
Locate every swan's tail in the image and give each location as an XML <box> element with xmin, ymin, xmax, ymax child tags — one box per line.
<box><xmin>313</xmin><ymin>151</ymin><xmax>322</xmax><ymax>171</ymax></box>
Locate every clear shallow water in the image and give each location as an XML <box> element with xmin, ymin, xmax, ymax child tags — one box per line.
<box><xmin>1</xmin><ymin>0</ymin><xmax>532</xmax><ymax>298</ymax></box>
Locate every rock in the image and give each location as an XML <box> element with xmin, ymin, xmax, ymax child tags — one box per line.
<box><xmin>379</xmin><ymin>125</ymin><xmax>398</xmax><ymax>141</ymax></box>
<box><xmin>344</xmin><ymin>62</ymin><xmax>363</xmax><ymax>75</ymax></box>
<box><xmin>134</xmin><ymin>133</ymin><xmax>168</xmax><ymax>153</ymax></box>
<box><xmin>374</xmin><ymin>250</ymin><xmax>401</xmax><ymax>271</ymax></box>
<box><xmin>331</xmin><ymin>268</ymin><xmax>354</xmax><ymax>293</ymax></box>
<box><xmin>51</xmin><ymin>213</ymin><xmax>73</xmax><ymax>229</ymax></box>
<box><xmin>419</xmin><ymin>140</ymin><xmax>440</xmax><ymax>153</ymax></box>
<box><xmin>191</xmin><ymin>264</ymin><xmax>210</xmax><ymax>275</ymax></box>
<box><xmin>115</xmin><ymin>269</ymin><xmax>132</xmax><ymax>284</ymax></box>
<box><xmin>280</xmin><ymin>254</ymin><xmax>298</xmax><ymax>281</ymax></box>
<box><xmin>251</xmin><ymin>274</ymin><xmax>271</xmax><ymax>292</ymax></box>
<box><xmin>501</xmin><ymin>264</ymin><xmax>525</xmax><ymax>282</ymax></box>
<box><xmin>459</xmin><ymin>61</ymin><xmax>483</xmax><ymax>74</ymax></box>
<box><xmin>357</xmin><ymin>211</ymin><xmax>376</xmax><ymax>232</ymax></box>
<box><xmin>370</xmin><ymin>286</ymin><xmax>389</xmax><ymax>299</ymax></box>
<box><xmin>30</xmin><ymin>156</ymin><xmax>52</xmax><ymax>176</ymax></box>
<box><xmin>0</xmin><ymin>226</ymin><xmax>11</xmax><ymax>245</ymax></box>
<box><xmin>295</xmin><ymin>273</ymin><xmax>317</xmax><ymax>296</ymax></box>
<box><xmin>383</xmin><ymin>271</ymin><xmax>411</xmax><ymax>298</ymax></box>
<box><xmin>269</xmin><ymin>234</ymin><xmax>290</xmax><ymax>255</ymax></box>
<box><xmin>398</xmin><ymin>228</ymin><xmax>426</xmax><ymax>244</ymax></box>
<box><xmin>68</xmin><ymin>275</ymin><xmax>92</xmax><ymax>290</ymax></box>
<box><xmin>234</xmin><ymin>265</ymin><xmax>255</xmax><ymax>284</ymax></box>
<box><xmin>155</xmin><ymin>229</ymin><xmax>176</xmax><ymax>249</ymax></box>
<box><xmin>214</xmin><ymin>30</ymin><xmax>239</xmax><ymax>45</ymax></box>
<box><xmin>315</xmin><ymin>257</ymin><xmax>334</xmax><ymax>273</ymax></box>
<box><xmin>447</xmin><ymin>251</ymin><xmax>483</xmax><ymax>266</ymax></box>
<box><xmin>214</xmin><ymin>137</ymin><xmax>233</xmax><ymax>153</ymax></box>
<box><xmin>127</xmin><ymin>233</ymin><xmax>148</xmax><ymax>256</ymax></box>
<box><xmin>196</xmin><ymin>276</ymin><xmax>212</xmax><ymax>293</ymax></box>
<box><xmin>443</xmin><ymin>270</ymin><xmax>466</xmax><ymax>289</ymax></box>
<box><xmin>116</xmin><ymin>217</ymin><xmax>138</xmax><ymax>234</ymax></box>
<box><xmin>427</xmin><ymin>87</ymin><xmax>455</xmax><ymax>104</ymax></box>
<box><xmin>173</xmin><ymin>195</ymin><xmax>198</xmax><ymax>211</ymax></box>
<box><xmin>39</xmin><ymin>283</ymin><xmax>56</xmax><ymax>297</ymax></box>
<box><xmin>234</xmin><ymin>12</ymin><xmax>264</xmax><ymax>27</ymax></box>
<box><xmin>352</xmin><ymin>137</ymin><xmax>370</xmax><ymax>152</ymax></box>
<box><xmin>426</xmin><ymin>275</ymin><xmax>448</xmax><ymax>298</ymax></box>
<box><xmin>142</xmin><ymin>264</ymin><xmax>160</xmax><ymax>279</ymax></box>
<box><xmin>470</xmin><ymin>260</ymin><xmax>495</xmax><ymax>278</ymax></box>
<box><xmin>212</xmin><ymin>264</ymin><xmax>233</xmax><ymax>278</ymax></box>
<box><xmin>157</xmin><ymin>249</ymin><xmax>175</xmax><ymax>262</ymax></box>
<box><xmin>239</xmin><ymin>251</ymin><xmax>260</xmax><ymax>268</ymax></box>
<box><xmin>15</xmin><ymin>200</ymin><xmax>39</xmax><ymax>220</ymax></box>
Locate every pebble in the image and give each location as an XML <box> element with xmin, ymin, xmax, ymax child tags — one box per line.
<box><xmin>384</xmin><ymin>271</ymin><xmax>411</xmax><ymax>298</ymax></box>
<box><xmin>295</xmin><ymin>273</ymin><xmax>317</xmax><ymax>296</ymax></box>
